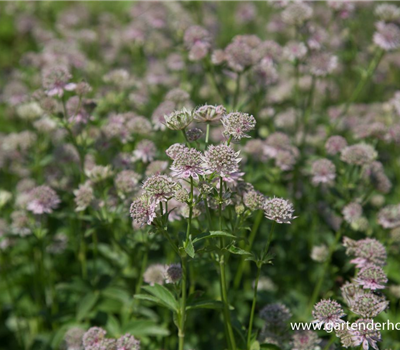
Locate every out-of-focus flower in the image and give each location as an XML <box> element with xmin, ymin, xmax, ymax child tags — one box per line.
<box><xmin>74</xmin><ymin>182</ymin><xmax>94</xmax><ymax>212</ymax></box>
<box><xmin>116</xmin><ymin>334</ymin><xmax>140</xmax><ymax>350</ymax></box>
<box><xmin>186</xmin><ymin>128</ymin><xmax>203</xmax><ymax>142</ymax></box>
<box><xmin>27</xmin><ymin>185</ymin><xmax>60</xmax><ymax>215</ymax></box>
<box><xmin>311</xmin><ymin>245</ymin><xmax>329</xmax><ymax>262</ymax></box>
<box><xmin>132</xmin><ymin>140</ymin><xmax>156</xmax><ymax>163</ymax></box>
<box><xmin>349</xmin><ymin>238</ymin><xmax>387</xmax><ymax>268</ymax></box>
<box><xmin>340</xmin><ymin>143</ymin><xmax>377</xmax><ymax>166</ymax></box>
<box><xmin>194</xmin><ymin>104</ymin><xmax>226</xmax><ymax>123</ymax></box>
<box><xmin>260</xmin><ymin>303</ymin><xmax>292</xmax><ymax>325</ymax></box>
<box><xmin>325</xmin><ymin>135</ymin><xmax>348</xmax><ymax>155</ymax></box>
<box><xmin>312</xmin><ymin>299</ymin><xmax>345</xmax><ymax>326</ymax></box>
<box><xmin>311</xmin><ymin>159</ymin><xmax>336</xmax><ymax>186</ymax></box>
<box><xmin>243</xmin><ymin>189</ymin><xmax>265</xmax><ymax>211</ymax></box>
<box><xmin>143</xmin><ymin>263</ymin><xmax>167</xmax><ymax>286</ymax></box>
<box><xmin>263</xmin><ymin>197</ymin><xmax>297</xmax><ymax>224</ymax></box>
<box><xmin>291</xmin><ymin>331</ymin><xmax>320</xmax><ymax>350</ymax></box>
<box><xmin>202</xmin><ymin>144</ymin><xmax>241</xmax><ymax>178</ymax></box>
<box><xmin>281</xmin><ymin>2</ymin><xmax>313</xmax><ymax>26</ymax></box>
<box><xmin>378</xmin><ymin>204</ymin><xmax>400</xmax><ymax>228</ymax></box>
<box><xmin>130</xmin><ymin>195</ymin><xmax>156</xmax><ymax>227</ymax></box>
<box><xmin>308</xmin><ymin>52</ymin><xmax>338</xmax><ymax>77</ymax></box>
<box><xmin>85</xmin><ymin>165</ymin><xmax>113</xmax><ymax>182</ymax></box>
<box><xmin>283</xmin><ymin>41</ymin><xmax>307</xmax><ymax>62</ymax></box>
<box><xmin>221</xmin><ymin>112</ymin><xmax>256</xmax><ymax>141</ymax></box>
<box><xmin>165</xmin><ymin>264</ymin><xmax>182</xmax><ymax>283</ymax></box>
<box><xmin>171</xmin><ymin>147</ymin><xmax>204</xmax><ymax>179</ymax></box>
<box><xmin>373</xmin><ymin>21</ymin><xmax>400</xmax><ymax>51</ymax></box>
<box><xmin>16</xmin><ymin>101</ymin><xmax>43</xmax><ymax>120</ymax></box>
<box><xmin>355</xmin><ymin>265</ymin><xmax>388</xmax><ymax>290</ymax></box>
<box><xmin>236</xmin><ymin>3</ymin><xmax>256</xmax><ymax>23</ymax></box>
<box><xmin>184</xmin><ymin>25</ymin><xmax>211</xmax><ymax>61</ymax></box>
<box><xmin>375</xmin><ymin>4</ymin><xmax>400</xmax><ymax>22</ymax></box>
<box><xmin>115</xmin><ymin>170</ymin><xmax>140</xmax><ymax>195</ymax></box>
<box><xmin>82</xmin><ymin>327</ymin><xmax>108</xmax><ymax>350</ymax></box>
<box><xmin>63</xmin><ymin>327</ymin><xmax>85</xmax><ymax>350</ymax></box>
<box><xmin>164</xmin><ymin>108</ymin><xmax>193</xmax><ymax>130</ymax></box>
<box><xmin>42</xmin><ymin>65</ymin><xmax>76</xmax><ymax>97</ymax></box>
<box><xmin>342</xmin><ymin>202</ymin><xmax>363</xmax><ymax>224</ymax></box>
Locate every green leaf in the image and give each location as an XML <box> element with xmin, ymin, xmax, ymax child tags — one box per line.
<box><xmin>123</xmin><ymin>320</ymin><xmax>170</xmax><ymax>336</ymax></box>
<box><xmin>102</xmin><ymin>287</ymin><xmax>131</xmax><ymax>304</ymax></box>
<box><xmin>186</xmin><ymin>299</ymin><xmax>224</xmax><ymax>310</ymax></box>
<box><xmin>226</xmin><ymin>245</ymin><xmax>252</xmax><ymax>256</ymax></box>
<box><xmin>193</xmin><ymin>231</ymin><xmax>237</xmax><ymax>244</ymax></box>
<box><xmin>251</xmin><ymin>341</ymin><xmax>261</xmax><ymax>350</ymax></box>
<box><xmin>184</xmin><ymin>236</ymin><xmax>195</xmax><ymax>258</ymax></box>
<box><xmin>142</xmin><ymin>284</ymin><xmax>179</xmax><ymax>311</ymax></box>
<box><xmin>106</xmin><ymin>314</ymin><xmax>121</xmax><ymax>337</ymax></box>
<box><xmin>77</xmin><ymin>291</ymin><xmax>100</xmax><ymax>321</ymax></box>
<box><xmin>260</xmin><ymin>343</ymin><xmax>282</xmax><ymax>350</ymax></box>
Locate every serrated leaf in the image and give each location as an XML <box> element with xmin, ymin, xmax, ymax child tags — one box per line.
<box><xmin>142</xmin><ymin>284</ymin><xmax>179</xmax><ymax>311</ymax></box>
<box><xmin>77</xmin><ymin>291</ymin><xmax>99</xmax><ymax>321</ymax></box>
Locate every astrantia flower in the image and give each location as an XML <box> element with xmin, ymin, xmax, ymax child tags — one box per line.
<box><xmin>194</xmin><ymin>104</ymin><xmax>227</xmax><ymax>123</ymax></box>
<box><xmin>283</xmin><ymin>41</ymin><xmax>307</xmax><ymax>62</ymax></box>
<box><xmin>142</xmin><ymin>174</ymin><xmax>180</xmax><ymax>203</ymax></box>
<box><xmin>42</xmin><ymin>65</ymin><xmax>76</xmax><ymax>97</ymax></box>
<box><xmin>130</xmin><ymin>195</ymin><xmax>156</xmax><ymax>227</ymax></box>
<box><xmin>336</xmin><ymin>328</ymin><xmax>361</xmax><ymax>348</ymax></box>
<box><xmin>82</xmin><ymin>327</ymin><xmax>107</xmax><ymax>349</ymax></box>
<box><xmin>341</xmin><ymin>282</ymin><xmax>364</xmax><ymax>306</ymax></box>
<box><xmin>73</xmin><ymin>183</ymin><xmax>94</xmax><ymax>212</ymax></box>
<box><xmin>312</xmin><ymin>299</ymin><xmax>346</xmax><ymax>326</ymax></box>
<box><xmin>363</xmin><ymin>161</ymin><xmax>392</xmax><ymax>194</ymax></box>
<box><xmin>132</xmin><ymin>140</ymin><xmax>156</xmax><ymax>163</ymax></box>
<box><xmin>342</xmin><ymin>202</ymin><xmax>363</xmax><ymax>224</ymax></box>
<box><xmin>221</xmin><ymin>112</ymin><xmax>256</xmax><ymax>141</ymax></box>
<box><xmin>143</xmin><ymin>264</ymin><xmax>167</xmax><ymax>286</ymax></box>
<box><xmin>378</xmin><ymin>204</ymin><xmax>400</xmax><ymax>228</ymax></box>
<box><xmin>16</xmin><ymin>101</ymin><xmax>43</xmax><ymax>121</ymax></box>
<box><xmin>263</xmin><ymin>197</ymin><xmax>297</xmax><ymax>224</ymax></box>
<box><xmin>355</xmin><ymin>265</ymin><xmax>388</xmax><ymax>290</ymax></box>
<box><xmin>259</xmin><ymin>303</ymin><xmax>292</xmax><ymax>325</ymax></box>
<box><xmin>350</xmin><ymin>292</ymin><xmax>389</xmax><ymax>318</ymax></box>
<box><xmin>27</xmin><ymin>185</ymin><xmax>60</xmax><ymax>215</ymax></box>
<box><xmin>340</xmin><ymin>143</ymin><xmax>377</xmax><ymax>166</ymax></box>
<box><xmin>171</xmin><ymin>147</ymin><xmax>204</xmax><ymax>179</ymax></box>
<box><xmin>311</xmin><ymin>159</ymin><xmax>336</xmax><ymax>186</ymax></box>
<box><xmin>224</xmin><ymin>40</ymin><xmax>254</xmax><ymax>72</ymax></box>
<box><xmin>186</xmin><ymin>127</ymin><xmax>203</xmax><ymax>142</ymax></box>
<box><xmin>165</xmin><ymin>264</ymin><xmax>182</xmax><ymax>283</ymax></box>
<box><xmin>116</xmin><ymin>333</ymin><xmax>140</xmax><ymax>350</ymax></box>
<box><xmin>308</xmin><ymin>52</ymin><xmax>338</xmax><ymax>77</ymax></box>
<box><xmin>202</xmin><ymin>144</ymin><xmax>241</xmax><ymax>178</ymax></box>
<box><xmin>63</xmin><ymin>327</ymin><xmax>85</xmax><ymax>350</ymax></box>
<box><xmin>115</xmin><ymin>170</ymin><xmax>141</xmax><ymax>194</ymax></box>
<box><xmin>281</xmin><ymin>2</ymin><xmax>313</xmax><ymax>25</ymax></box>
<box><xmin>325</xmin><ymin>135</ymin><xmax>348</xmax><ymax>155</ymax></box>
<box><xmin>243</xmin><ymin>189</ymin><xmax>265</xmax><ymax>211</ymax></box>
<box><xmin>164</xmin><ymin>108</ymin><xmax>193</xmax><ymax>130</ymax></box>
<box><xmin>291</xmin><ymin>331</ymin><xmax>320</xmax><ymax>350</ymax></box>
<box><xmin>184</xmin><ymin>25</ymin><xmax>211</xmax><ymax>61</ymax></box>
<box><xmin>85</xmin><ymin>165</ymin><xmax>113</xmax><ymax>182</ymax></box>
<box><xmin>166</xmin><ymin>143</ymin><xmax>187</xmax><ymax>160</ymax></box>
<box><xmin>310</xmin><ymin>245</ymin><xmax>329</xmax><ymax>263</ymax></box>
<box><xmin>350</xmin><ymin>238</ymin><xmax>387</xmax><ymax>268</ymax></box>
<box><xmin>375</xmin><ymin>4</ymin><xmax>400</xmax><ymax>22</ymax></box>
<box><xmin>351</xmin><ymin>319</ymin><xmax>381</xmax><ymax>350</ymax></box>
<box><xmin>373</xmin><ymin>21</ymin><xmax>400</xmax><ymax>51</ymax></box>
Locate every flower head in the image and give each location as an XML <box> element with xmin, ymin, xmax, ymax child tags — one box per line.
<box><xmin>132</xmin><ymin>140</ymin><xmax>156</xmax><ymax>163</ymax></box>
<box><xmin>42</xmin><ymin>65</ymin><xmax>76</xmax><ymax>97</ymax></box>
<box><xmin>27</xmin><ymin>186</ymin><xmax>60</xmax><ymax>215</ymax></box>
<box><xmin>351</xmin><ymin>319</ymin><xmax>381</xmax><ymax>350</ymax></box>
<box><xmin>143</xmin><ymin>264</ymin><xmax>167</xmax><ymax>286</ymax></box>
<box><xmin>340</xmin><ymin>143</ymin><xmax>377</xmax><ymax>166</ymax></box>
<box><xmin>82</xmin><ymin>327</ymin><xmax>107</xmax><ymax>350</ymax></box>
<box><xmin>221</xmin><ymin>112</ymin><xmax>256</xmax><ymax>141</ymax></box>
<box><xmin>166</xmin><ymin>143</ymin><xmax>187</xmax><ymax>160</ymax></box>
<box><xmin>311</xmin><ymin>159</ymin><xmax>336</xmax><ymax>186</ymax></box>
<box><xmin>375</xmin><ymin>4</ymin><xmax>400</xmax><ymax>22</ymax></box>
<box><xmin>243</xmin><ymin>189</ymin><xmax>265</xmax><ymax>211</ymax></box>
<box><xmin>202</xmin><ymin>144</ymin><xmax>241</xmax><ymax>178</ymax></box>
<box><xmin>341</xmin><ymin>282</ymin><xmax>364</xmax><ymax>306</ymax></box>
<box><xmin>115</xmin><ymin>170</ymin><xmax>141</xmax><ymax>194</ymax></box>
<box><xmin>74</xmin><ymin>183</ymin><xmax>94</xmax><ymax>212</ymax></box>
<box><xmin>171</xmin><ymin>147</ymin><xmax>204</xmax><ymax>179</ymax></box>
<box><xmin>342</xmin><ymin>202</ymin><xmax>363</xmax><ymax>224</ymax></box>
<box><xmin>165</xmin><ymin>264</ymin><xmax>182</xmax><ymax>283</ymax></box>
<box><xmin>378</xmin><ymin>204</ymin><xmax>400</xmax><ymax>228</ymax></box>
<box><xmin>130</xmin><ymin>195</ymin><xmax>156</xmax><ymax>227</ymax></box>
<box><xmin>308</xmin><ymin>52</ymin><xmax>338</xmax><ymax>77</ymax></box>
<box><xmin>282</xmin><ymin>2</ymin><xmax>313</xmax><ymax>26</ymax></box>
<box><xmin>355</xmin><ymin>265</ymin><xmax>388</xmax><ymax>290</ymax></box>
<box><xmin>373</xmin><ymin>21</ymin><xmax>400</xmax><ymax>51</ymax></box>
<box><xmin>186</xmin><ymin>128</ymin><xmax>203</xmax><ymax>142</ymax></box>
<box><xmin>116</xmin><ymin>334</ymin><xmax>140</xmax><ymax>350</ymax></box>
<box><xmin>142</xmin><ymin>174</ymin><xmax>180</xmax><ymax>203</ymax></box>
<box><xmin>350</xmin><ymin>238</ymin><xmax>387</xmax><ymax>268</ymax></box>
<box><xmin>350</xmin><ymin>292</ymin><xmax>389</xmax><ymax>318</ymax></box>
<box><xmin>194</xmin><ymin>104</ymin><xmax>226</xmax><ymax>123</ymax></box>
<box><xmin>263</xmin><ymin>197</ymin><xmax>297</xmax><ymax>224</ymax></box>
<box><xmin>63</xmin><ymin>327</ymin><xmax>85</xmax><ymax>350</ymax></box>
<box><xmin>260</xmin><ymin>303</ymin><xmax>292</xmax><ymax>326</ymax></box>
<box><xmin>312</xmin><ymin>299</ymin><xmax>346</xmax><ymax>326</ymax></box>
<box><xmin>291</xmin><ymin>331</ymin><xmax>320</xmax><ymax>350</ymax></box>
<box><xmin>164</xmin><ymin>108</ymin><xmax>193</xmax><ymax>130</ymax></box>
<box><xmin>325</xmin><ymin>135</ymin><xmax>348</xmax><ymax>155</ymax></box>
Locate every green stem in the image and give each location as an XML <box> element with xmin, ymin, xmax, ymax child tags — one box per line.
<box><xmin>205</xmin><ymin>123</ymin><xmax>210</xmax><ymax>144</ymax></box>
<box><xmin>308</xmin><ymin>228</ymin><xmax>342</xmax><ymax>312</ymax></box>
<box><xmin>247</xmin><ymin>265</ymin><xmax>261</xmax><ymax>349</ymax></box>
<box><xmin>178</xmin><ymin>257</ymin><xmax>187</xmax><ymax>350</ymax></box>
<box><xmin>233</xmin><ymin>73</ymin><xmax>241</xmax><ymax>110</ymax></box>
<box><xmin>182</xmin><ymin>129</ymin><xmax>190</xmax><ymax>148</ymax></box>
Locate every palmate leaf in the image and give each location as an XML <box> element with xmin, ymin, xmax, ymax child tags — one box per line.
<box><xmin>141</xmin><ymin>284</ymin><xmax>179</xmax><ymax>312</ymax></box>
<box><xmin>76</xmin><ymin>291</ymin><xmax>100</xmax><ymax>321</ymax></box>
<box><xmin>122</xmin><ymin>320</ymin><xmax>170</xmax><ymax>337</ymax></box>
